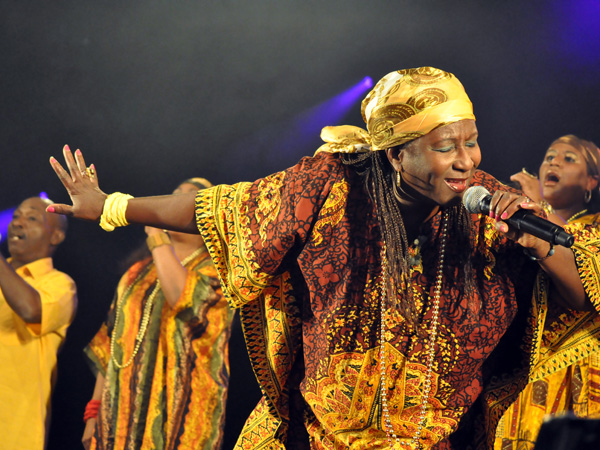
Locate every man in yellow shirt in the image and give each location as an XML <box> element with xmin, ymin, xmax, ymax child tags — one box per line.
<box><xmin>0</xmin><ymin>196</ymin><xmax>77</xmax><ymax>450</ymax></box>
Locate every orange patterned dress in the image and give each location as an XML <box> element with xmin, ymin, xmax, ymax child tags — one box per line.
<box><xmin>195</xmin><ymin>152</ymin><xmax>540</xmax><ymax>449</ymax></box>
<box><xmin>85</xmin><ymin>246</ymin><xmax>233</xmax><ymax>450</ymax></box>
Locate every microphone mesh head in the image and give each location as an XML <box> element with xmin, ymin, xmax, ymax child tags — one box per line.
<box><xmin>462</xmin><ymin>186</ymin><xmax>490</xmax><ymax>214</ymax></box>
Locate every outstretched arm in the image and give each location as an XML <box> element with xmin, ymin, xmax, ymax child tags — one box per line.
<box><xmin>48</xmin><ymin>146</ymin><xmax>199</xmax><ymax>234</ymax></box>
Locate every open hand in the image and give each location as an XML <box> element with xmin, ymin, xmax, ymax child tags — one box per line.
<box><xmin>48</xmin><ymin>145</ymin><xmax>107</xmax><ymax>221</ymax></box>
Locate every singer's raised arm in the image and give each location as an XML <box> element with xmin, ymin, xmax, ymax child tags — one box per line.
<box><xmin>48</xmin><ymin>146</ymin><xmax>199</xmax><ymax>234</ymax></box>
<box><xmin>483</xmin><ymin>185</ymin><xmax>591</xmax><ymax>311</ymax></box>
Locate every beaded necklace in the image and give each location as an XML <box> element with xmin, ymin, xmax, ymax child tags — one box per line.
<box><xmin>567</xmin><ymin>209</ymin><xmax>588</xmax><ymax>223</ymax></box>
<box><xmin>379</xmin><ymin>210</ymin><xmax>448</xmax><ymax>449</ymax></box>
<box><xmin>110</xmin><ymin>247</ymin><xmax>204</xmax><ymax>369</ymax></box>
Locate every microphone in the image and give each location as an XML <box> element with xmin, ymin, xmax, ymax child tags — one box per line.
<box><xmin>462</xmin><ymin>186</ymin><xmax>575</xmax><ymax>248</ymax></box>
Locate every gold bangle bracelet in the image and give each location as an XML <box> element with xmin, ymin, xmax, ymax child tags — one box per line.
<box><xmin>99</xmin><ymin>192</ymin><xmax>134</xmax><ymax>232</ymax></box>
<box><xmin>146</xmin><ymin>232</ymin><xmax>171</xmax><ymax>252</ymax></box>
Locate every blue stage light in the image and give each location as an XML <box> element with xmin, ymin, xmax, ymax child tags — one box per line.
<box><xmin>0</xmin><ymin>208</ymin><xmax>15</xmax><ymax>244</ymax></box>
<box><xmin>229</xmin><ymin>76</ymin><xmax>374</xmax><ymax>170</ymax></box>
<box><xmin>277</xmin><ymin>76</ymin><xmax>375</xmax><ymax>156</ymax></box>
<box><xmin>552</xmin><ymin>0</ymin><xmax>600</xmax><ymax>68</ymax></box>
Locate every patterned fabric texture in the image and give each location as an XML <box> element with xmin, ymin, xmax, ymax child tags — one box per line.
<box><xmin>195</xmin><ymin>151</ymin><xmax>539</xmax><ymax>449</ymax></box>
<box><xmin>84</xmin><ymin>247</ymin><xmax>233</xmax><ymax>450</ymax></box>
<box><xmin>317</xmin><ymin>67</ymin><xmax>475</xmax><ymax>154</ymax></box>
<box><xmin>495</xmin><ymin>213</ymin><xmax>600</xmax><ymax>450</ymax></box>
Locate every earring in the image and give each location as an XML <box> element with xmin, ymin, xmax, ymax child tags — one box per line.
<box><xmin>584</xmin><ymin>190</ymin><xmax>592</xmax><ymax>204</ymax></box>
<box><xmin>396</xmin><ymin>171</ymin><xmax>401</xmax><ymax>187</ymax></box>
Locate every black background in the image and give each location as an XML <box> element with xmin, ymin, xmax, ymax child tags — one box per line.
<box><xmin>1</xmin><ymin>1</ymin><xmax>599</xmax><ymax>449</ymax></box>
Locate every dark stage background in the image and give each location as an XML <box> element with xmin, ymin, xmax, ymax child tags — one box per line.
<box><xmin>1</xmin><ymin>1</ymin><xmax>599</xmax><ymax>449</ymax></box>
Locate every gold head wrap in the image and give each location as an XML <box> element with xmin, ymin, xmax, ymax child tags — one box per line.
<box><xmin>316</xmin><ymin>67</ymin><xmax>475</xmax><ymax>154</ymax></box>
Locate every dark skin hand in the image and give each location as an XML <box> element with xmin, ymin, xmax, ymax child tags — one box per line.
<box><xmin>489</xmin><ymin>190</ymin><xmax>591</xmax><ymax>311</ymax></box>
<box><xmin>49</xmin><ymin>146</ymin><xmax>198</xmax><ymax>233</ymax></box>
<box><xmin>509</xmin><ymin>168</ymin><xmax>594</xmax><ymax>311</ymax></box>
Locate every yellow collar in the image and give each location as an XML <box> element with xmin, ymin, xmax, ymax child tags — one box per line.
<box><xmin>9</xmin><ymin>257</ymin><xmax>54</xmax><ymax>279</ymax></box>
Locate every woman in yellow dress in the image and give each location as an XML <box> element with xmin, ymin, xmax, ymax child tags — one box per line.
<box><xmin>81</xmin><ymin>178</ymin><xmax>234</xmax><ymax>450</ymax></box>
<box><xmin>495</xmin><ymin>135</ymin><xmax>600</xmax><ymax>449</ymax></box>
<box><xmin>49</xmin><ymin>69</ymin><xmax>591</xmax><ymax>449</ymax></box>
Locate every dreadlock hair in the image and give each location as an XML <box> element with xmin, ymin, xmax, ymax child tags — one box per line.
<box><xmin>342</xmin><ymin>148</ymin><xmax>478</xmax><ymax>331</ymax></box>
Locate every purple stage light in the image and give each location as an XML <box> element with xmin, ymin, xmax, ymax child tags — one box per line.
<box><xmin>551</xmin><ymin>0</ymin><xmax>600</xmax><ymax>67</ymax></box>
<box><xmin>39</xmin><ymin>192</ymin><xmax>48</xmax><ymax>199</ymax></box>
<box><xmin>230</xmin><ymin>76</ymin><xmax>374</xmax><ymax>172</ymax></box>
<box><xmin>277</xmin><ymin>76</ymin><xmax>374</xmax><ymax>155</ymax></box>
<box><xmin>0</xmin><ymin>208</ymin><xmax>15</xmax><ymax>244</ymax></box>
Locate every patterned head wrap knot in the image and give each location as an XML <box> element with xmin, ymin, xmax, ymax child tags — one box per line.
<box><xmin>317</xmin><ymin>67</ymin><xmax>476</xmax><ymax>154</ymax></box>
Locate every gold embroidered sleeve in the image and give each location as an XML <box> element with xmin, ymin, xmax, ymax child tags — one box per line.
<box><xmin>567</xmin><ymin>215</ymin><xmax>600</xmax><ymax>311</ymax></box>
<box><xmin>194</xmin><ymin>153</ymin><xmax>348</xmax><ymax>309</ymax></box>
<box><xmin>195</xmin><ymin>183</ymin><xmax>273</xmax><ymax>309</ymax></box>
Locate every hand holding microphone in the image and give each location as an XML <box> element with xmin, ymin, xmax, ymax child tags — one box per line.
<box><xmin>462</xmin><ymin>186</ymin><xmax>574</xmax><ymax>248</ymax></box>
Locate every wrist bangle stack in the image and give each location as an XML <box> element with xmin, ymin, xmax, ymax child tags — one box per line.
<box><xmin>83</xmin><ymin>399</ymin><xmax>101</xmax><ymax>422</ymax></box>
<box><xmin>146</xmin><ymin>232</ymin><xmax>171</xmax><ymax>251</ymax></box>
<box><xmin>99</xmin><ymin>192</ymin><xmax>134</xmax><ymax>232</ymax></box>
<box><xmin>524</xmin><ymin>242</ymin><xmax>555</xmax><ymax>262</ymax></box>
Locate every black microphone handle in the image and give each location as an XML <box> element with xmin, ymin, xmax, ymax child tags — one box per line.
<box><xmin>479</xmin><ymin>196</ymin><xmax>575</xmax><ymax>247</ymax></box>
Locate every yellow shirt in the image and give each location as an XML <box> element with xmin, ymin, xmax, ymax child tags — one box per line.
<box><xmin>0</xmin><ymin>257</ymin><xmax>77</xmax><ymax>450</ymax></box>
